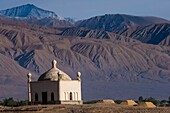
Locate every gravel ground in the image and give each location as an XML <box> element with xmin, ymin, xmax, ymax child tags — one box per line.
<box><xmin>0</xmin><ymin>104</ymin><xmax>170</xmax><ymax>113</ymax></box>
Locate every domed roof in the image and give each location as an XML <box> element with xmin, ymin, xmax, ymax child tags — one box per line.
<box><xmin>38</xmin><ymin>60</ymin><xmax>72</xmax><ymax>81</ymax></box>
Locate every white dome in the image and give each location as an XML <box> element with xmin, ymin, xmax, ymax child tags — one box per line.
<box><xmin>38</xmin><ymin>60</ymin><xmax>71</xmax><ymax>81</ymax></box>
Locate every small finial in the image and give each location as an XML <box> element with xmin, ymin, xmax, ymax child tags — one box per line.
<box><xmin>77</xmin><ymin>72</ymin><xmax>81</xmax><ymax>77</ymax></box>
<box><xmin>27</xmin><ymin>73</ymin><xmax>32</xmax><ymax>82</ymax></box>
<box><xmin>27</xmin><ymin>73</ymin><xmax>32</xmax><ymax>78</ymax></box>
<box><xmin>52</xmin><ymin>60</ymin><xmax>57</xmax><ymax>68</ymax></box>
<box><xmin>77</xmin><ymin>72</ymin><xmax>81</xmax><ymax>81</ymax></box>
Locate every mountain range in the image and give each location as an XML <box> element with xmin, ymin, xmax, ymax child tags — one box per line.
<box><xmin>0</xmin><ymin>4</ymin><xmax>170</xmax><ymax>101</ymax></box>
<box><xmin>0</xmin><ymin>4</ymin><xmax>63</xmax><ymax>20</ymax></box>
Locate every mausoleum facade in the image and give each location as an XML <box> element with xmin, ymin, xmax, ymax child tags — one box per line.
<box><xmin>27</xmin><ymin>60</ymin><xmax>82</xmax><ymax>104</ymax></box>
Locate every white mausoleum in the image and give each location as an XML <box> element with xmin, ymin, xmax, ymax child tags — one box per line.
<box><xmin>27</xmin><ymin>60</ymin><xmax>82</xmax><ymax>104</ymax></box>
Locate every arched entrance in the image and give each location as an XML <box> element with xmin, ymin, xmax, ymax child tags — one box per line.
<box><xmin>35</xmin><ymin>93</ymin><xmax>38</xmax><ymax>101</ymax></box>
<box><xmin>51</xmin><ymin>92</ymin><xmax>54</xmax><ymax>101</ymax></box>
<box><xmin>42</xmin><ymin>92</ymin><xmax>47</xmax><ymax>104</ymax></box>
<box><xmin>70</xmin><ymin>92</ymin><xmax>73</xmax><ymax>100</ymax></box>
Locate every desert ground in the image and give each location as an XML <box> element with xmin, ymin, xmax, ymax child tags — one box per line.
<box><xmin>0</xmin><ymin>104</ymin><xmax>170</xmax><ymax>113</ymax></box>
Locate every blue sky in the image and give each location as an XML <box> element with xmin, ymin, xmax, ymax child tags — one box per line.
<box><xmin>0</xmin><ymin>0</ymin><xmax>169</xmax><ymax>20</ymax></box>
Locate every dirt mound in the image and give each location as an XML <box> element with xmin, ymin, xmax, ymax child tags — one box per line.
<box><xmin>139</xmin><ymin>102</ymin><xmax>156</xmax><ymax>108</ymax></box>
<box><xmin>120</xmin><ymin>100</ymin><xmax>138</xmax><ymax>106</ymax></box>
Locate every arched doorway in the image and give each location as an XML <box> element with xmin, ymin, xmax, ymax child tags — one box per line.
<box><xmin>35</xmin><ymin>93</ymin><xmax>38</xmax><ymax>101</ymax></box>
<box><xmin>42</xmin><ymin>92</ymin><xmax>47</xmax><ymax>104</ymax></box>
<box><xmin>70</xmin><ymin>92</ymin><xmax>73</xmax><ymax>100</ymax></box>
<box><xmin>51</xmin><ymin>92</ymin><xmax>54</xmax><ymax>101</ymax></box>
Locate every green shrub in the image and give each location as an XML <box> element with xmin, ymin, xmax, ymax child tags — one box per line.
<box><xmin>18</xmin><ymin>100</ymin><xmax>29</xmax><ymax>106</ymax></box>
<box><xmin>114</xmin><ymin>100</ymin><xmax>123</xmax><ymax>104</ymax></box>
<box><xmin>2</xmin><ymin>98</ymin><xmax>28</xmax><ymax>107</ymax></box>
<box><xmin>138</xmin><ymin>96</ymin><xmax>144</xmax><ymax>102</ymax></box>
<box><xmin>160</xmin><ymin>100</ymin><xmax>169</xmax><ymax>107</ymax></box>
<box><xmin>3</xmin><ymin>97</ymin><xmax>18</xmax><ymax>107</ymax></box>
<box><xmin>83</xmin><ymin>100</ymin><xmax>98</xmax><ymax>104</ymax></box>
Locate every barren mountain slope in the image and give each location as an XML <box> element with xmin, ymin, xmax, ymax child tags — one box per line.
<box><xmin>76</xmin><ymin>14</ymin><xmax>170</xmax><ymax>46</ymax></box>
<box><xmin>129</xmin><ymin>24</ymin><xmax>170</xmax><ymax>45</ymax></box>
<box><xmin>0</xmin><ymin>22</ymin><xmax>170</xmax><ymax>100</ymax></box>
<box><xmin>0</xmin><ymin>53</ymin><xmax>39</xmax><ymax>100</ymax></box>
<box><xmin>21</xmin><ymin>17</ymin><xmax>74</xmax><ymax>28</ymax></box>
<box><xmin>77</xmin><ymin>14</ymin><xmax>170</xmax><ymax>32</ymax></box>
<box><xmin>60</xmin><ymin>27</ymin><xmax>139</xmax><ymax>43</ymax></box>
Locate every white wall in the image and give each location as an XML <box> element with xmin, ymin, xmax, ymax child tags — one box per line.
<box><xmin>30</xmin><ymin>80</ymin><xmax>82</xmax><ymax>103</ymax></box>
<box><xmin>30</xmin><ymin>81</ymin><xmax>59</xmax><ymax>102</ymax></box>
<box><xmin>59</xmin><ymin>80</ymin><xmax>81</xmax><ymax>101</ymax></box>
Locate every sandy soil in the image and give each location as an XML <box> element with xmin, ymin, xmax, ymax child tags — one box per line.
<box><xmin>0</xmin><ymin>104</ymin><xmax>170</xmax><ymax>113</ymax></box>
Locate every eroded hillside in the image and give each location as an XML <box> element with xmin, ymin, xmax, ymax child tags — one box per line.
<box><xmin>0</xmin><ymin>19</ymin><xmax>170</xmax><ymax>100</ymax></box>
